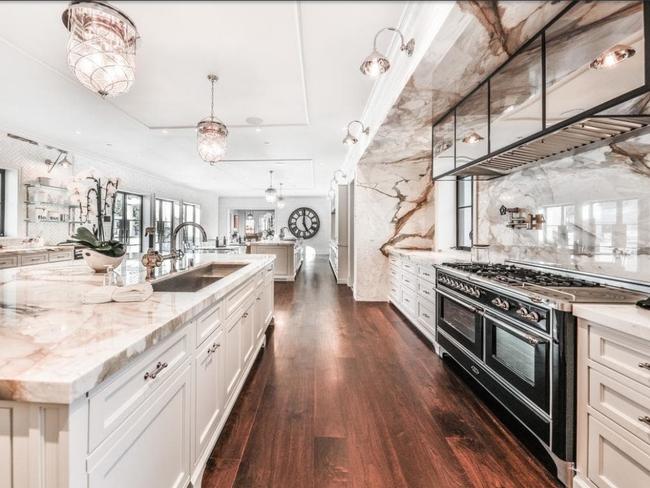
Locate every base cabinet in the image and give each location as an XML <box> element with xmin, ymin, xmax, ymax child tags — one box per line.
<box><xmin>224</xmin><ymin>312</ymin><xmax>243</xmax><ymax>401</ymax></box>
<box><xmin>87</xmin><ymin>364</ymin><xmax>191</xmax><ymax>488</ymax></box>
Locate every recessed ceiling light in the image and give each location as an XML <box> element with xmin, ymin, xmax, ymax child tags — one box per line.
<box><xmin>264</xmin><ymin>141</ymin><xmax>271</xmax><ymax>145</ymax></box>
<box><xmin>255</xmin><ymin>127</ymin><xmax>262</xmax><ymax>133</ymax></box>
<box><xmin>106</xmin><ymin>143</ymin><xmax>112</xmax><ymax>147</ymax></box>
<box><xmin>162</xmin><ymin>129</ymin><xmax>169</xmax><ymax>135</ymax></box>
<box><xmin>75</xmin><ymin>129</ymin><xmax>82</xmax><ymax>135</ymax></box>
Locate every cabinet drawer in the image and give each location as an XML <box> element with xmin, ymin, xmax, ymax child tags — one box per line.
<box><xmin>48</xmin><ymin>250</ymin><xmax>73</xmax><ymax>263</ymax></box>
<box><xmin>589</xmin><ymin>366</ymin><xmax>650</xmax><ymax>446</ymax></box>
<box><xmin>0</xmin><ymin>255</ymin><xmax>18</xmax><ymax>269</ymax></box>
<box><xmin>417</xmin><ymin>299</ymin><xmax>436</xmax><ymax>335</ymax></box>
<box><xmin>587</xmin><ymin>415</ymin><xmax>650</xmax><ymax>488</ymax></box>
<box><xmin>389</xmin><ymin>265</ymin><xmax>400</xmax><ymax>281</ymax></box>
<box><xmin>88</xmin><ymin>327</ymin><xmax>190</xmax><ymax>452</ymax></box>
<box><xmin>388</xmin><ymin>255</ymin><xmax>400</xmax><ymax>266</ymax></box>
<box><xmin>225</xmin><ymin>278</ymin><xmax>255</xmax><ymax>318</ymax></box>
<box><xmin>589</xmin><ymin>325</ymin><xmax>650</xmax><ymax>388</ymax></box>
<box><xmin>417</xmin><ymin>278</ymin><xmax>436</xmax><ymax>302</ymax></box>
<box><xmin>389</xmin><ymin>284</ymin><xmax>402</xmax><ymax>304</ymax></box>
<box><xmin>401</xmin><ymin>288</ymin><xmax>417</xmax><ymax>316</ymax></box>
<box><xmin>401</xmin><ymin>270</ymin><xmax>417</xmax><ymax>292</ymax></box>
<box><xmin>195</xmin><ymin>301</ymin><xmax>223</xmax><ymax>348</ymax></box>
<box><xmin>418</xmin><ymin>265</ymin><xmax>435</xmax><ymax>283</ymax></box>
<box><xmin>401</xmin><ymin>261</ymin><xmax>416</xmax><ymax>274</ymax></box>
<box><xmin>19</xmin><ymin>252</ymin><xmax>48</xmax><ymax>266</ymax></box>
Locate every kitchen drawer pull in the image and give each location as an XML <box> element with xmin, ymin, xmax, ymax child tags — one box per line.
<box><xmin>404</xmin><ymin>297</ymin><xmax>410</xmax><ymax>303</ymax></box>
<box><xmin>638</xmin><ymin>362</ymin><xmax>650</xmax><ymax>370</ymax></box>
<box><xmin>423</xmin><ymin>313</ymin><xmax>431</xmax><ymax>319</ymax></box>
<box><xmin>638</xmin><ymin>416</ymin><xmax>650</xmax><ymax>425</ymax></box>
<box><xmin>207</xmin><ymin>342</ymin><xmax>221</xmax><ymax>355</ymax></box>
<box><xmin>242</xmin><ymin>312</ymin><xmax>249</xmax><ymax>319</ymax></box>
<box><xmin>256</xmin><ymin>297</ymin><xmax>261</xmax><ymax>301</ymax></box>
<box><xmin>422</xmin><ymin>289</ymin><xmax>431</xmax><ymax>295</ymax></box>
<box><xmin>144</xmin><ymin>361</ymin><xmax>168</xmax><ymax>380</ymax></box>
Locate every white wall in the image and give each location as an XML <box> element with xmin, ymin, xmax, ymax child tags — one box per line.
<box><xmin>218</xmin><ymin>196</ymin><xmax>331</xmax><ymax>254</ymax></box>
<box><xmin>0</xmin><ymin>134</ymin><xmax>219</xmax><ymax>244</ymax></box>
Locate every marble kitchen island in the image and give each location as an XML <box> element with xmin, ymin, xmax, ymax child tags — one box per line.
<box><xmin>249</xmin><ymin>238</ymin><xmax>303</xmax><ymax>281</ymax></box>
<box><xmin>0</xmin><ymin>252</ymin><xmax>275</xmax><ymax>488</ymax></box>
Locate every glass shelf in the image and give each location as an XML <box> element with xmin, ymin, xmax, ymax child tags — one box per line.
<box><xmin>24</xmin><ymin>201</ymin><xmax>72</xmax><ymax>208</ymax></box>
<box><xmin>25</xmin><ymin>183</ymin><xmax>68</xmax><ymax>192</ymax></box>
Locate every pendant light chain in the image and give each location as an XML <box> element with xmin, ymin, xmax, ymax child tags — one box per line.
<box><xmin>210</xmin><ymin>76</ymin><xmax>215</xmax><ymax>121</ymax></box>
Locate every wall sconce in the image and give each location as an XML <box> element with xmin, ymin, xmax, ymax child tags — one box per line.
<box><xmin>590</xmin><ymin>44</ymin><xmax>635</xmax><ymax>70</ymax></box>
<box><xmin>342</xmin><ymin>120</ymin><xmax>370</xmax><ymax>145</ymax></box>
<box><xmin>462</xmin><ymin>131</ymin><xmax>484</xmax><ymax>144</ymax></box>
<box><xmin>360</xmin><ymin>27</ymin><xmax>415</xmax><ymax>77</ymax></box>
<box><xmin>333</xmin><ymin>169</ymin><xmax>347</xmax><ymax>184</ymax></box>
<box><xmin>45</xmin><ymin>150</ymin><xmax>73</xmax><ymax>173</ymax></box>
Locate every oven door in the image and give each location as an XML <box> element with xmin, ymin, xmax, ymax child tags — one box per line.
<box><xmin>436</xmin><ymin>289</ymin><xmax>483</xmax><ymax>359</ymax></box>
<box><xmin>484</xmin><ymin>313</ymin><xmax>550</xmax><ymax>413</ymax></box>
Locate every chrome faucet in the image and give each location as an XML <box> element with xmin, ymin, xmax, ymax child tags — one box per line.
<box><xmin>168</xmin><ymin>222</ymin><xmax>208</xmax><ymax>261</ymax></box>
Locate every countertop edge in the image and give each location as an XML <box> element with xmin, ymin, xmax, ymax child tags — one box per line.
<box><xmin>572</xmin><ymin>303</ymin><xmax>650</xmax><ymax>342</ymax></box>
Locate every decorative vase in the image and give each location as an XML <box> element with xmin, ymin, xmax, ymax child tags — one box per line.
<box><xmin>82</xmin><ymin>249</ymin><xmax>125</xmax><ymax>272</ymax></box>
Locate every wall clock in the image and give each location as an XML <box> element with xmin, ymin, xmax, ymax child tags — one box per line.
<box><xmin>288</xmin><ymin>207</ymin><xmax>320</xmax><ymax>239</ymax></box>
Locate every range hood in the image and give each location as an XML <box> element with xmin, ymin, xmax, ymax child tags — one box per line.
<box><xmin>454</xmin><ymin>115</ymin><xmax>650</xmax><ymax>178</ymax></box>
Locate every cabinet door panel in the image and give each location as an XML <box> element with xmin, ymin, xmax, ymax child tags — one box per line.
<box><xmin>194</xmin><ymin>329</ymin><xmax>224</xmax><ymax>464</ymax></box>
<box><xmin>241</xmin><ymin>301</ymin><xmax>255</xmax><ymax>365</ymax></box>
<box><xmin>88</xmin><ymin>365</ymin><xmax>191</xmax><ymax>488</ymax></box>
<box><xmin>224</xmin><ymin>315</ymin><xmax>242</xmax><ymax>399</ymax></box>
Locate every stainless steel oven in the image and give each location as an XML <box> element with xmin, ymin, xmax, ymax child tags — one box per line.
<box><xmin>437</xmin><ymin>289</ymin><xmax>483</xmax><ymax>359</ymax></box>
<box><xmin>484</xmin><ymin>312</ymin><xmax>550</xmax><ymax>413</ymax></box>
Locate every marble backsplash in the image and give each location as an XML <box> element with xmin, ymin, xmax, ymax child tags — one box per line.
<box><xmin>477</xmin><ymin>132</ymin><xmax>650</xmax><ymax>284</ymax></box>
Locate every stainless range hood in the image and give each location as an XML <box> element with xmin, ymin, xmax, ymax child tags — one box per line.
<box><xmin>453</xmin><ymin>115</ymin><xmax>650</xmax><ymax>178</ymax></box>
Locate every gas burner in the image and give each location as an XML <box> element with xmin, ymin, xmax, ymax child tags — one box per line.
<box><xmin>441</xmin><ymin>262</ymin><xmax>601</xmax><ymax>288</ymax></box>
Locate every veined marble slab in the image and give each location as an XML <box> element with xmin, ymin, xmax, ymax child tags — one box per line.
<box><xmin>0</xmin><ymin>253</ymin><xmax>274</xmax><ymax>404</ymax></box>
<box><xmin>388</xmin><ymin>248</ymin><xmax>471</xmax><ymax>266</ymax></box>
<box><xmin>573</xmin><ymin>303</ymin><xmax>650</xmax><ymax>342</ymax></box>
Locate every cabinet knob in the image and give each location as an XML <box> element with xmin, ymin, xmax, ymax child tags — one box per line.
<box><xmin>638</xmin><ymin>416</ymin><xmax>650</xmax><ymax>425</ymax></box>
<box><xmin>243</xmin><ymin>312</ymin><xmax>249</xmax><ymax>318</ymax></box>
<box><xmin>638</xmin><ymin>362</ymin><xmax>650</xmax><ymax>370</ymax></box>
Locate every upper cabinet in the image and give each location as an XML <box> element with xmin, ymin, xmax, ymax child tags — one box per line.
<box><xmin>490</xmin><ymin>36</ymin><xmax>543</xmax><ymax>151</ymax></box>
<box><xmin>456</xmin><ymin>83</ymin><xmax>489</xmax><ymax>166</ymax></box>
<box><xmin>545</xmin><ymin>1</ymin><xmax>645</xmax><ymax>127</ymax></box>
<box><xmin>432</xmin><ymin>0</ymin><xmax>649</xmax><ymax>180</ymax></box>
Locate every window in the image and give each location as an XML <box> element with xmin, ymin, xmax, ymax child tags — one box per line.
<box><xmin>0</xmin><ymin>169</ymin><xmax>5</xmax><ymax>237</ymax></box>
<box><xmin>456</xmin><ymin>176</ymin><xmax>473</xmax><ymax>249</ymax></box>
<box><xmin>111</xmin><ymin>191</ymin><xmax>143</xmax><ymax>253</ymax></box>
<box><xmin>154</xmin><ymin>198</ymin><xmax>180</xmax><ymax>253</ymax></box>
<box><xmin>182</xmin><ymin>202</ymin><xmax>201</xmax><ymax>246</ymax></box>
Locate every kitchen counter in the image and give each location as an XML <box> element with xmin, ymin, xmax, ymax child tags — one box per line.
<box><xmin>0</xmin><ymin>252</ymin><xmax>275</xmax><ymax>404</ymax></box>
<box><xmin>387</xmin><ymin>248</ymin><xmax>471</xmax><ymax>265</ymax></box>
<box><xmin>250</xmin><ymin>240</ymin><xmax>303</xmax><ymax>281</ymax></box>
<box><xmin>249</xmin><ymin>239</ymin><xmax>299</xmax><ymax>246</ymax></box>
<box><xmin>0</xmin><ymin>245</ymin><xmax>71</xmax><ymax>255</ymax></box>
<box><xmin>572</xmin><ymin>303</ymin><xmax>650</xmax><ymax>342</ymax></box>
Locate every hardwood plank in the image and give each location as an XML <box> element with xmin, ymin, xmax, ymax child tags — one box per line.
<box><xmin>314</xmin><ymin>436</ymin><xmax>349</xmax><ymax>488</ymax></box>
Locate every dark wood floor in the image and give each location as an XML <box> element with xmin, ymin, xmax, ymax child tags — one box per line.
<box><xmin>203</xmin><ymin>256</ymin><xmax>559</xmax><ymax>488</ymax></box>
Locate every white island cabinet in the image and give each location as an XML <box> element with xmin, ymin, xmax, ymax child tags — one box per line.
<box><xmin>573</xmin><ymin>304</ymin><xmax>650</xmax><ymax>488</ymax></box>
<box><xmin>0</xmin><ymin>253</ymin><xmax>275</xmax><ymax>488</ymax></box>
<box><xmin>249</xmin><ymin>239</ymin><xmax>303</xmax><ymax>281</ymax></box>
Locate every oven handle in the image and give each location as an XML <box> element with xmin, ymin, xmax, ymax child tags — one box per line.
<box><xmin>486</xmin><ymin>312</ymin><xmax>545</xmax><ymax>346</ymax></box>
<box><xmin>436</xmin><ymin>288</ymin><xmax>483</xmax><ymax>315</ymax></box>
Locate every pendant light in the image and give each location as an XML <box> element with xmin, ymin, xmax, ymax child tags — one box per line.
<box><xmin>197</xmin><ymin>74</ymin><xmax>228</xmax><ymax>164</ymax></box>
<box><xmin>360</xmin><ymin>27</ymin><xmax>415</xmax><ymax>77</ymax></box>
<box><xmin>590</xmin><ymin>44</ymin><xmax>636</xmax><ymax>70</ymax></box>
<box><xmin>342</xmin><ymin>120</ymin><xmax>370</xmax><ymax>145</ymax></box>
<box><xmin>265</xmin><ymin>170</ymin><xmax>277</xmax><ymax>203</ymax></box>
<box><xmin>62</xmin><ymin>1</ymin><xmax>139</xmax><ymax>97</ymax></box>
<box><xmin>276</xmin><ymin>183</ymin><xmax>286</xmax><ymax>209</ymax></box>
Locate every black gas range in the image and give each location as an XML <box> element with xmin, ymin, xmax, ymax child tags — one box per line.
<box><xmin>433</xmin><ymin>261</ymin><xmax>646</xmax><ymax>486</ymax></box>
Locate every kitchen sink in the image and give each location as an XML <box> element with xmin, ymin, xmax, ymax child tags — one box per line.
<box><xmin>152</xmin><ymin>263</ymin><xmax>245</xmax><ymax>292</ymax></box>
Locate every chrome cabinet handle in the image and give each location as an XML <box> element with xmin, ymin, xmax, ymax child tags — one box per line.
<box><xmin>638</xmin><ymin>416</ymin><xmax>650</xmax><ymax>425</ymax></box>
<box><xmin>470</xmin><ymin>365</ymin><xmax>480</xmax><ymax>375</ymax></box>
<box><xmin>207</xmin><ymin>342</ymin><xmax>220</xmax><ymax>355</ymax></box>
<box><xmin>144</xmin><ymin>361</ymin><xmax>168</xmax><ymax>380</ymax></box>
<box><xmin>422</xmin><ymin>289</ymin><xmax>430</xmax><ymax>295</ymax></box>
<box><xmin>422</xmin><ymin>313</ymin><xmax>431</xmax><ymax>319</ymax></box>
<box><xmin>243</xmin><ymin>312</ymin><xmax>249</xmax><ymax>319</ymax></box>
<box><xmin>639</xmin><ymin>362</ymin><xmax>650</xmax><ymax>370</ymax></box>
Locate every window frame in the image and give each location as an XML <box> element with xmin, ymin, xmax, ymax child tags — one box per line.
<box><xmin>154</xmin><ymin>197</ymin><xmax>180</xmax><ymax>253</ymax></box>
<box><xmin>456</xmin><ymin>176</ymin><xmax>473</xmax><ymax>250</ymax></box>
<box><xmin>111</xmin><ymin>190</ymin><xmax>143</xmax><ymax>253</ymax></box>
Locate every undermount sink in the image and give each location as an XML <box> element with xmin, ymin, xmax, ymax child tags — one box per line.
<box><xmin>152</xmin><ymin>263</ymin><xmax>245</xmax><ymax>292</ymax></box>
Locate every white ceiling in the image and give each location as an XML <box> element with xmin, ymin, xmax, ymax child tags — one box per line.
<box><xmin>0</xmin><ymin>1</ymin><xmax>408</xmax><ymax>196</ymax></box>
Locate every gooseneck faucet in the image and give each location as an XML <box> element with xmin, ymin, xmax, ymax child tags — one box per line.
<box><xmin>168</xmin><ymin>222</ymin><xmax>208</xmax><ymax>261</ymax></box>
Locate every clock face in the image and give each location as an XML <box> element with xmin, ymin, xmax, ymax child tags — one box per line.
<box><xmin>288</xmin><ymin>207</ymin><xmax>320</xmax><ymax>239</ymax></box>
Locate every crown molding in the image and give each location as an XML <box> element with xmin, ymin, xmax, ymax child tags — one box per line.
<box><xmin>341</xmin><ymin>1</ymin><xmax>455</xmax><ymax>179</ymax></box>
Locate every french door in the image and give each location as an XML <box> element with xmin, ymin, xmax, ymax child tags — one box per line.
<box><xmin>111</xmin><ymin>192</ymin><xmax>143</xmax><ymax>253</ymax></box>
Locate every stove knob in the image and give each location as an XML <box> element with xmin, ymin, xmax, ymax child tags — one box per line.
<box><xmin>516</xmin><ymin>307</ymin><xmax>529</xmax><ymax>317</ymax></box>
<box><xmin>492</xmin><ymin>298</ymin><xmax>503</xmax><ymax>307</ymax></box>
<box><xmin>472</xmin><ymin>288</ymin><xmax>481</xmax><ymax>298</ymax></box>
<box><xmin>525</xmin><ymin>311</ymin><xmax>540</xmax><ymax>322</ymax></box>
<box><xmin>461</xmin><ymin>284</ymin><xmax>469</xmax><ymax>292</ymax></box>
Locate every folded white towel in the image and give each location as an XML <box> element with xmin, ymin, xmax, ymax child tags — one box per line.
<box><xmin>82</xmin><ymin>283</ymin><xmax>154</xmax><ymax>304</ymax></box>
<box><xmin>82</xmin><ymin>286</ymin><xmax>116</xmax><ymax>304</ymax></box>
<box><xmin>112</xmin><ymin>283</ymin><xmax>154</xmax><ymax>303</ymax></box>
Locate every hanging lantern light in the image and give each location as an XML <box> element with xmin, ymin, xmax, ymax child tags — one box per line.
<box><xmin>265</xmin><ymin>170</ymin><xmax>277</xmax><ymax>203</ymax></box>
<box><xmin>276</xmin><ymin>183</ymin><xmax>286</xmax><ymax>209</ymax></box>
<box><xmin>62</xmin><ymin>1</ymin><xmax>139</xmax><ymax>98</ymax></box>
<box><xmin>197</xmin><ymin>74</ymin><xmax>229</xmax><ymax>164</ymax></box>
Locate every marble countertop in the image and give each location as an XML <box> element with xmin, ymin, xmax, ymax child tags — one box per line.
<box><xmin>0</xmin><ymin>245</ymin><xmax>72</xmax><ymax>255</ymax></box>
<box><xmin>573</xmin><ymin>303</ymin><xmax>650</xmax><ymax>342</ymax></box>
<box><xmin>0</xmin><ymin>252</ymin><xmax>275</xmax><ymax>404</ymax></box>
<box><xmin>387</xmin><ymin>248</ymin><xmax>471</xmax><ymax>265</ymax></box>
<box><xmin>250</xmin><ymin>240</ymin><xmax>300</xmax><ymax>247</ymax></box>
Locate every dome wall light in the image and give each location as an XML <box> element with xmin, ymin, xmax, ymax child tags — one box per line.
<box><xmin>342</xmin><ymin>120</ymin><xmax>370</xmax><ymax>145</ymax></box>
<box><xmin>265</xmin><ymin>170</ymin><xmax>277</xmax><ymax>203</ymax></box>
<box><xmin>590</xmin><ymin>44</ymin><xmax>636</xmax><ymax>70</ymax></box>
<box><xmin>197</xmin><ymin>74</ymin><xmax>229</xmax><ymax>164</ymax></box>
<box><xmin>276</xmin><ymin>183</ymin><xmax>286</xmax><ymax>209</ymax></box>
<box><xmin>462</xmin><ymin>131</ymin><xmax>484</xmax><ymax>144</ymax></box>
<box><xmin>62</xmin><ymin>1</ymin><xmax>139</xmax><ymax>97</ymax></box>
<box><xmin>360</xmin><ymin>27</ymin><xmax>415</xmax><ymax>77</ymax></box>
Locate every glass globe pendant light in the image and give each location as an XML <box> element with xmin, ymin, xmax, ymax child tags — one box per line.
<box><xmin>276</xmin><ymin>183</ymin><xmax>286</xmax><ymax>209</ymax></box>
<box><xmin>265</xmin><ymin>170</ymin><xmax>277</xmax><ymax>203</ymax></box>
<box><xmin>197</xmin><ymin>74</ymin><xmax>229</xmax><ymax>164</ymax></box>
<box><xmin>62</xmin><ymin>1</ymin><xmax>139</xmax><ymax>98</ymax></box>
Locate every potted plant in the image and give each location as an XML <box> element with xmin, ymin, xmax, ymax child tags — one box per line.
<box><xmin>66</xmin><ymin>226</ymin><xmax>126</xmax><ymax>272</ymax></box>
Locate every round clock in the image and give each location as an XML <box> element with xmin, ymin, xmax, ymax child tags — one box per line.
<box><xmin>288</xmin><ymin>207</ymin><xmax>320</xmax><ymax>239</ymax></box>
